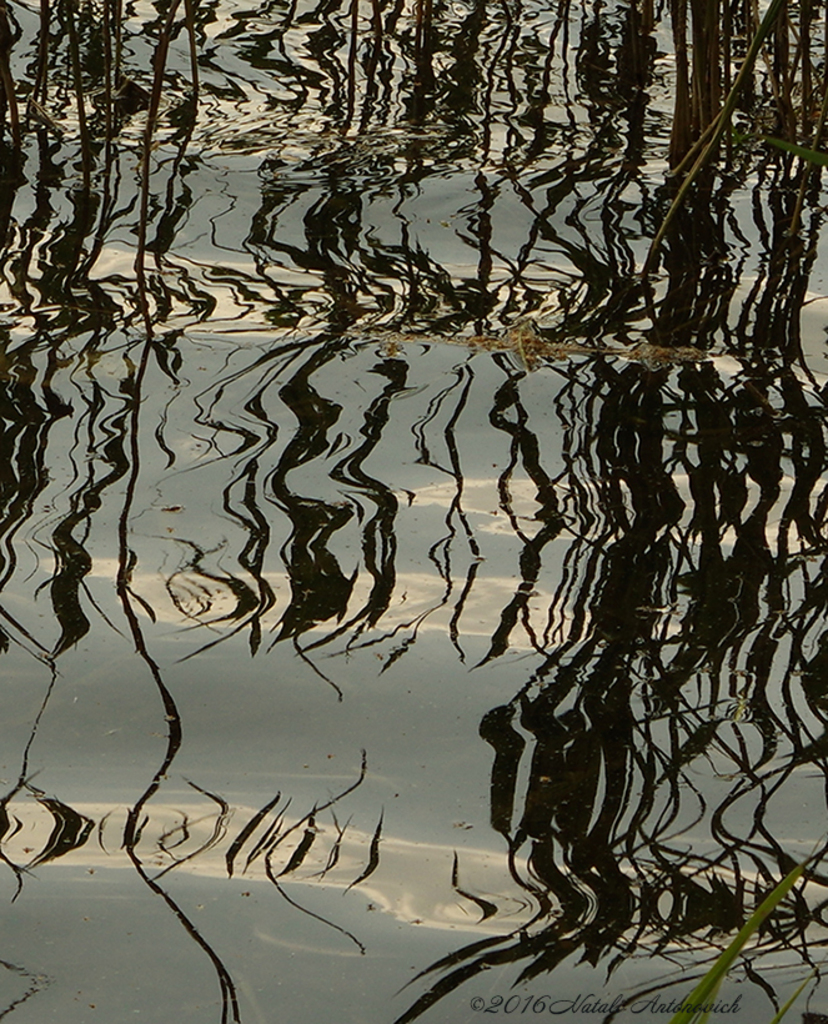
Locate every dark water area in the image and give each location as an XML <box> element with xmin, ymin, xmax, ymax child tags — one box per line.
<box><xmin>1</xmin><ymin>0</ymin><xmax>828</xmax><ymax>1020</ymax></box>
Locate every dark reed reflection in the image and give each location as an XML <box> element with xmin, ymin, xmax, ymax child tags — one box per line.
<box><xmin>9</xmin><ymin>320</ymin><xmax>828</xmax><ymax>1018</ymax></box>
<box><xmin>0</xmin><ymin>0</ymin><xmax>828</xmax><ymax>1020</ymax></box>
<box><xmin>391</xmin><ymin>346</ymin><xmax>828</xmax><ymax>1020</ymax></box>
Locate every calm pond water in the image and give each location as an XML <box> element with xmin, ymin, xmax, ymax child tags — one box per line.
<box><xmin>2</xmin><ymin>0</ymin><xmax>828</xmax><ymax>1020</ymax></box>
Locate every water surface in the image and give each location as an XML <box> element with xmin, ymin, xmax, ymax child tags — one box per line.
<box><xmin>1</xmin><ymin>0</ymin><xmax>828</xmax><ymax>1020</ymax></box>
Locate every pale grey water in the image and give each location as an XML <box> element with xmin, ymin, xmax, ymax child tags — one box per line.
<box><xmin>0</xmin><ymin>0</ymin><xmax>828</xmax><ymax>1020</ymax></box>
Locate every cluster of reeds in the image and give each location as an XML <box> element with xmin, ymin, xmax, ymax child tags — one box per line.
<box><xmin>0</xmin><ymin>0</ymin><xmax>198</xmax><ymax>283</ymax></box>
<box><xmin>0</xmin><ymin>0</ymin><xmax>821</xmax><ymax>293</ymax></box>
<box><xmin>644</xmin><ymin>0</ymin><xmax>828</xmax><ymax>274</ymax></box>
<box><xmin>667</xmin><ymin>0</ymin><xmax>828</xmax><ymax>167</ymax></box>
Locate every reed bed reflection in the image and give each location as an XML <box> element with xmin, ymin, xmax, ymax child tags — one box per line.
<box><xmin>8</xmin><ymin>322</ymin><xmax>828</xmax><ymax>1019</ymax></box>
<box><xmin>0</xmin><ymin>0</ymin><xmax>827</xmax><ymax>1020</ymax></box>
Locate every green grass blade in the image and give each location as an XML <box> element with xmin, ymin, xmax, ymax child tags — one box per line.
<box><xmin>731</xmin><ymin>126</ymin><xmax>828</xmax><ymax>166</ymax></box>
<box><xmin>667</xmin><ymin>860</ymin><xmax>806</xmax><ymax>1024</ymax></box>
<box><xmin>766</xmin><ymin>969</ymin><xmax>817</xmax><ymax>1024</ymax></box>
<box><xmin>758</xmin><ymin>136</ymin><xmax>828</xmax><ymax>166</ymax></box>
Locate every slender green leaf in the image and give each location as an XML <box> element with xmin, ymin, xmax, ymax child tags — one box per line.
<box><xmin>766</xmin><ymin>970</ymin><xmax>817</xmax><ymax>1024</ymax></box>
<box><xmin>667</xmin><ymin>860</ymin><xmax>806</xmax><ymax>1024</ymax></box>
<box><xmin>731</xmin><ymin>126</ymin><xmax>828</xmax><ymax>166</ymax></box>
<box><xmin>758</xmin><ymin>136</ymin><xmax>828</xmax><ymax>166</ymax></box>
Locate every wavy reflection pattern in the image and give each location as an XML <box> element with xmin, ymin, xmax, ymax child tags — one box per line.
<box><xmin>0</xmin><ymin>0</ymin><xmax>825</xmax><ymax>1020</ymax></box>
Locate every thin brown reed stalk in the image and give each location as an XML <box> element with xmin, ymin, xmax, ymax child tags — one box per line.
<box><xmin>135</xmin><ymin>0</ymin><xmax>200</xmax><ymax>317</ymax></box>
<box><xmin>111</xmin><ymin>0</ymin><xmax>123</xmax><ymax>90</ymax></box>
<box><xmin>33</xmin><ymin>0</ymin><xmax>49</xmax><ymax>106</ymax></box>
<box><xmin>183</xmin><ymin>0</ymin><xmax>199</xmax><ymax>108</ymax></box>
<box><xmin>101</xmin><ymin>0</ymin><xmax>114</xmax><ymax>155</ymax></box>
<box><xmin>669</xmin><ymin>0</ymin><xmax>691</xmax><ymax>165</ymax></box>
<box><xmin>0</xmin><ymin>0</ymin><xmax>20</xmax><ymax>149</ymax></box>
<box><xmin>670</xmin><ymin>0</ymin><xmax>724</xmax><ymax>166</ymax></box>
<box><xmin>690</xmin><ymin>0</ymin><xmax>721</xmax><ymax>139</ymax></box>
<box><xmin>645</xmin><ymin>0</ymin><xmax>788</xmax><ymax>277</ymax></box>
<box><xmin>65</xmin><ymin>0</ymin><xmax>91</xmax><ymax>191</ymax></box>
<box><xmin>136</xmin><ymin>8</ymin><xmax>178</xmax><ymax>316</ymax></box>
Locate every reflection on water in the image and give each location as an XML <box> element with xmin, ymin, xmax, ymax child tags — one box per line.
<box><xmin>1</xmin><ymin>791</ymin><xmax>535</xmax><ymax>936</ymax></box>
<box><xmin>1</xmin><ymin>0</ymin><xmax>828</xmax><ymax>1020</ymax></box>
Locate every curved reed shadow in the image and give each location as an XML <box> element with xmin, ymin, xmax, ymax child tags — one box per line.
<box><xmin>0</xmin><ymin>0</ymin><xmax>827</xmax><ymax>1021</ymax></box>
<box><xmin>387</xmin><ymin>337</ymin><xmax>828</xmax><ymax>1019</ymax></box>
<box><xmin>0</xmin><ymin>748</ymin><xmax>382</xmax><ymax>1019</ymax></box>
